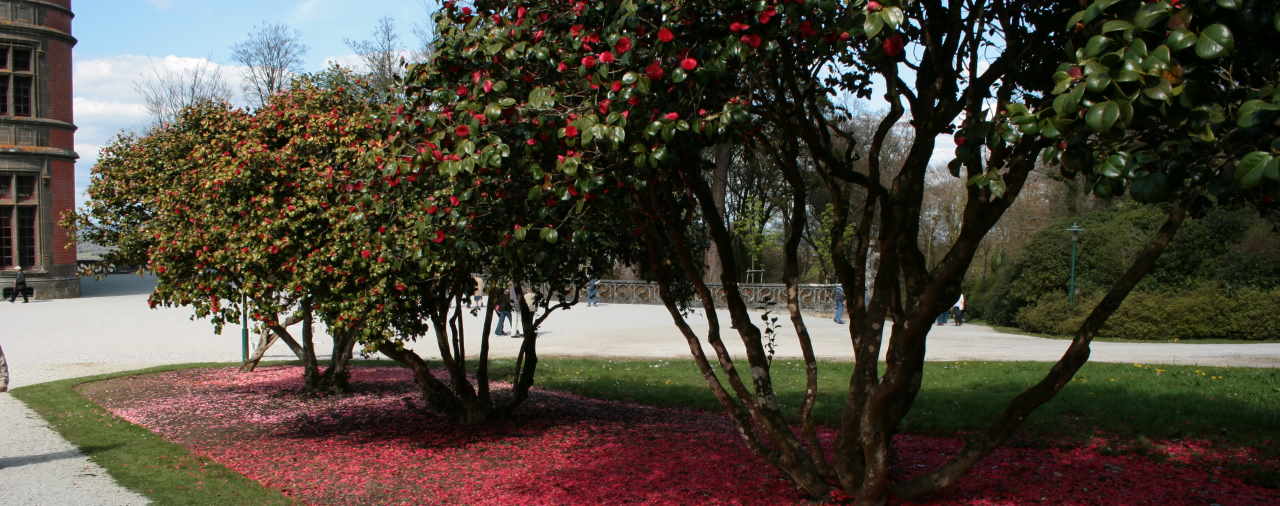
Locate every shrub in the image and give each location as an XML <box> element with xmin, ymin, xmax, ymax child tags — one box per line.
<box><xmin>1014</xmin><ymin>283</ymin><xmax>1280</xmax><ymax>341</ymax></box>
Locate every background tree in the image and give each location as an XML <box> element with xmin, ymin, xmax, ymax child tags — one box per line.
<box><xmin>134</xmin><ymin>61</ymin><xmax>232</xmax><ymax>126</ymax></box>
<box><xmin>231</xmin><ymin>22</ymin><xmax>309</xmax><ymax>108</ymax></box>
<box><xmin>345</xmin><ymin>17</ymin><xmax>405</xmax><ymax>93</ymax></box>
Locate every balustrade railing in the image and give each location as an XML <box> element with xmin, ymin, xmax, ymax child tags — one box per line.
<box><xmin>594</xmin><ymin>280</ymin><xmax>839</xmax><ymax>311</ymax></box>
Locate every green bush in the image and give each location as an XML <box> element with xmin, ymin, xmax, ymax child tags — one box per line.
<box><xmin>970</xmin><ymin>202</ymin><xmax>1280</xmax><ymax>329</ymax></box>
<box><xmin>1014</xmin><ymin>283</ymin><xmax>1280</xmax><ymax>341</ymax></box>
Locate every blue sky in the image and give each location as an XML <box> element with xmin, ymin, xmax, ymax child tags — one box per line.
<box><xmin>71</xmin><ymin>0</ymin><xmax>440</xmax><ymax>204</ymax></box>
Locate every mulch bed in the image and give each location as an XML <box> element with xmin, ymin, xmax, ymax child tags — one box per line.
<box><xmin>80</xmin><ymin>366</ymin><xmax>1279</xmax><ymax>505</ymax></box>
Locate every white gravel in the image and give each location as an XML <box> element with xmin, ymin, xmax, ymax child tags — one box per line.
<box><xmin>1</xmin><ymin>274</ymin><xmax>1277</xmax><ymax>504</ymax></box>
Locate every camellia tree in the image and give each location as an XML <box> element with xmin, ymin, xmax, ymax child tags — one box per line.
<box><xmin>406</xmin><ymin>0</ymin><xmax>1275</xmax><ymax>503</ymax></box>
<box><xmin>73</xmin><ymin>71</ymin><xmax>389</xmax><ymax>393</ymax></box>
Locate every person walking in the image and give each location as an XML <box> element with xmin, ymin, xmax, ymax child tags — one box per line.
<box><xmin>833</xmin><ymin>284</ymin><xmax>845</xmax><ymax>324</ymax></box>
<box><xmin>493</xmin><ymin>288</ymin><xmax>512</xmax><ymax>336</ymax></box>
<box><xmin>8</xmin><ymin>266</ymin><xmax>29</xmax><ymax>303</ymax></box>
<box><xmin>586</xmin><ymin>279</ymin><xmax>599</xmax><ymax>307</ymax></box>
<box><xmin>955</xmin><ymin>293</ymin><xmax>966</xmax><ymax>326</ymax></box>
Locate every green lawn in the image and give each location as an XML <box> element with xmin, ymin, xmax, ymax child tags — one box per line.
<box><xmin>11</xmin><ymin>358</ymin><xmax>1280</xmax><ymax>503</ymax></box>
<box><xmin>515</xmin><ymin>358</ymin><xmax>1280</xmax><ymax>445</ymax></box>
<box><xmin>9</xmin><ymin>364</ymin><xmax>294</xmax><ymax>506</ymax></box>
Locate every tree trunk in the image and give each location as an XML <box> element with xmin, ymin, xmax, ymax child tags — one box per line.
<box><xmin>239</xmin><ymin>325</ymin><xmax>277</xmax><ymax>372</ymax></box>
<box><xmin>703</xmin><ymin>144</ymin><xmax>731</xmax><ymax>282</ymax></box>
<box><xmin>243</xmin><ymin>311</ymin><xmax>305</xmax><ymax>372</ymax></box>
<box><xmin>894</xmin><ymin>199</ymin><xmax>1191</xmax><ymax>500</ymax></box>
<box><xmin>0</xmin><ymin>342</ymin><xmax>9</xmax><ymax>392</ymax></box>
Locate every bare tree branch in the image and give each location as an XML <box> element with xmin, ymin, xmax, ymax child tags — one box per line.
<box><xmin>346</xmin><ymin>17</ymin><xmax>403</xmax><ymax>92</ymax></box>
<box><xmin>231</xmin><ymin>22</ymin><xmax>308</xmax><ymax>108</ymax></box>
<box><xmin>134</xmin><ymin>60</ymin><xmax>232</xmax><ymax>126</ymax></box>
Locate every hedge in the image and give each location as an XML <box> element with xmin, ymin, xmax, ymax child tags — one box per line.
<box><xmin>1015</xmin><ymin>283</ymin><xmax>1280</xmax><ymax>341</ymax></box>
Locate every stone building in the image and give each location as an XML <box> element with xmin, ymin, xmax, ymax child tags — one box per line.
<box><xmin>0</xmin><ymin>0</ymin><xmax>77</xmax><ymax>299</ymax></box>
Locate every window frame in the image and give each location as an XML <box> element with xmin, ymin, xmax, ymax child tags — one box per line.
<box><xmin>0</xmin><ymin>172</ymin><xmax>39</xmax><ymax>269</ymax></box>
<box><xmin>0</xmin><ymin>42</ymin><xmax>37</xmax><ymax>119</ymax></box>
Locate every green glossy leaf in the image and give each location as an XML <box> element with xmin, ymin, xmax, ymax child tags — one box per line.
<box><xmin>1236</xmin><ymin>152</ymin><xmax>1272</xmax><ymax>188</ymax></box>
<box><xmin>1040</xmin><ymin>119</ymin><xmax>1063</xmax><ymax>139</ymax></box>
<box><xmin>1134</xmin><ymin>2</ymin><xmax>1169</xmax><ymax>29</ymax></box>
<box><xmin>1237</xmin><ymin>99</ymin><xmax>1280</xmax><ymax>128</ymax></box>
<box><xmin>864</xmin><ymin>13</ymin><xmax>885</xmax><ymax>39</ymax></box>
<box><xmin>1166</xmin><ymin>29</ymin><xmax>1197</xmax><ymax>52</ymax></box>
<box><xmin>1102</xmin><ymin>20</ymin><xmax>1133</xmax><ymax>34</ymax></box>
<box><xmin>1086</xmin><ymin>73</ymin><xmax>1112</xmax><ymax>93</ymax></box>
<box><xmin>1086</xmin><ymin>101</ymin><xmax>1121</xmax><ymax>131</ymax></box>
<box><xmin>671</xmin><ymin>68</ymin><xmax>687</xmax><ymax>83</ymax></box>
<box><xmin>1085</xmin><ymin>35</ymin><xmax>1111</xmax><ymax>57</ymax></box>
<box><xmin>1143</xmin><ymin>80</ymin><xmax>1173</xmax><ymax>102</ymax></box>
<box><xmin>1054</xmin><ymin>92</ymin><xmax>1078</xmax><ymax>117</ymax></box>
<box><xmin>540</xmin><ymin>227</ymin><xmax>559</xmax><ymax>244</ymax></box>
<box><xmin>1115</xmin><ymin>69</ymin><xmax>1142</xmax><ymax>83</ymax></box>
<box><xmin>882</xmin><ymin>7</ymin><xmax>905</xmax><ymax>28</ymax></box>
<box><xmin>1216</xmin><ymin>0</ymin><xmax>1240</xmax><ymax>9</ymax></box>
<box><xmin>1196</xmin><ymin>24</ymin><xmax>1234</xmax><ymax>59</ymax></box>
<box><xmin>1143</xmin><ymin>45</ymin><xmax>1171</xmax><ymax>73</ymax></box>
<box><xmin>498</xmin><ymin>97</ymin><xmax>516</xmax><ymax>107</ymax></box>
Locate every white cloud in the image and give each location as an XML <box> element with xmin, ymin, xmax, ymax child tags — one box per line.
<box><xmin>292</xmin><ymin>0</ymin><xmax>324</xmax><ymax>21</ymax></box>
<box><xmin>72</xmin><ymin>54</ymin><xmax>249</xmax><ymax>207</ymax></box>
<box><xmin>322</xmin><ymin>53</ymin><xmax>368</xmax><ymax>73</ymax></box>
<box><xmin>73</xmin><ymin>97</ymin><xmax>149</xmax><ymax>123</ymax></box>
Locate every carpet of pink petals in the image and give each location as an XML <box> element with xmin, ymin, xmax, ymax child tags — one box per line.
<box><xmin>86</xmin><ymin>366</ymin><xmax>1278</xmax><ymax>505</ymax></box>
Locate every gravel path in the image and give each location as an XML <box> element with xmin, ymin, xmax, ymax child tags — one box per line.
<box><xmin>1</xmin><ymin>274</ymin><xmax>1277</xmax><ymax>504</ymax></box>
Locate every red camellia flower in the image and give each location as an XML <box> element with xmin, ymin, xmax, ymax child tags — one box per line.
<box><xmin>599</xmin><ymin>51</ymin><xmax>616</xmax><ymax>63</ymax></box>
<box><xmin>658</xmin><ymin>27</ymin><xmax>674</xmax><ymax>42</ymax></box>
<box><xmin>556</xmin><ymin>61</ymin><xmax>568</xmax><ymax>72</ymax></box>
<box><xmin>526</xmin><ymin>138</ymin><xmax>537</xmax><ymax>146</ymax></box>
<box><xmin>581</xmin><ymin>55</ymin><xmax>599</xmax><ymax>68</ymax></box>
<box><xmin>681</xmin><ymin>58</ymin><xmax>698</xmax><ymax>71</ymax></box>
<box><xmin>611</xmin><ymin>80</ymin><xmax>623</xmax><ymax>92</ymax></box>
<box><xmin>740</xmin><ymin>34</ymin><xmax>762</xmax><ymax>48</ymax></box>
<box><xmin>645</xmin><ymin>61</ymin><xmax>665</xmax><ymax>80</ymax></box>
<box><xmin>483</xmin><ymin>80</ymin><xmax>493</xmax><ymax>93</ymax></box>
<box><xmin>867</xmin><ymin>1</ymin><xmax>883</xmax><ymax>12</ymax></box>
<box><xmin>883</xmin><ymin>33</ymin><xmax>905</xmax><ymax>58</ymax></box>
<box><xmin>360</xmin><ymin>249</ymin><xmax>372</xmax><ymax>259</ymax></box>
<box><xmin>456</xmin><ymin>85</ymin><xmax>468</xmax><ymax>97</ymax></box>
<box><xmin>729</xmin><ymin>22</ymin><xmax>751</xmax><ymax>32</ymax></box>
<box><xmin>1067</xmin><ymin>66</ymin><xmax>1084</xmax><ymax>79</ymax></box>
<box><xmin>427</xmin><ymin>205</ymin><xmax>439</xmax><ymax>214</ymax></box>
<box><xmin>450</xmin><ymin>195</ymin><xmax>460</xmax><ymax>206</ymax></box>
<box><xmin>564</xmin><ymin>125</ymin><xmax>580</xmax><ymax>137</ymax></box>
<box><xmin>798</xmin><ymin>20</ymin><xmax>818</xmax><ymax>38</ymax></box>
<box><xmin>615</xmin><ymin>36</ymin><xmax>632</xmax><ymax>54</ymax></box>
<box><xmin>432</xmin><ymin>230</ymin><xmax>446</xmax><ymax>243</ymax></box>
<box><xmin>758</xmin><ymin>7</ymin><xmax>777</xmax><ymax>24</ymax></box>
<box><xmin>455</xmin><ymin>124</ymin><xmax>471</xmax><ymax>137</ymax></box>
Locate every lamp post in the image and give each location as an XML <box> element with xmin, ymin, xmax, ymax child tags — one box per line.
<box><xmin>1066</xmin><ymin>222</ymin><xmax>1084</xmax><ymax>305</ymax></box>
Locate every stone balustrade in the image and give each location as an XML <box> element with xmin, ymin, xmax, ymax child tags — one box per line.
<box><xmin>594</xmin><ymin>280</ymin><xmax>839</xmax><ymax>312</ymax></box>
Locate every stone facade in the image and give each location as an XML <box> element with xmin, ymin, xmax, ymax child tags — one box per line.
<box><xmin>0</xmin><ymin>0</ymin><xmax>78</xmax><ymax>299</ymax></box>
